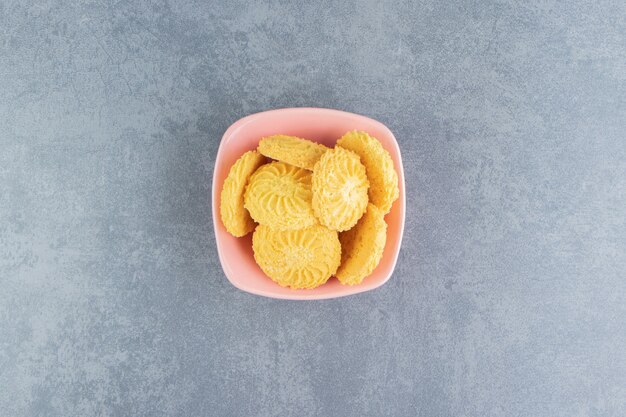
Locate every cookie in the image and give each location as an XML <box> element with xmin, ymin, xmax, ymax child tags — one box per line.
<box><xmin>337</xmin><ymin>130</ymin><xmax>399</xmax><ymax>214</ymax></box>
<box><xmin>312</xmin><ymin>147</ymin><xmax>369</xmax><ymax>231</ymax></box>
<box><xmin>244</xmin><ymin>161</ymin><xmax>317</xmax><ymax>230</ymax></box>
<box><xmin>253</xmin><ymin>224</ymin><xmax>341</xmax><ymax>289</ymax></box>
<box><xmin>220</xmin><ymin>150</ymin><xmax>266</xmax><ymax>237</ymax></box>
<box><xmin>258</xmin><ymin>135</ymin><xmax>329</xmax><ymax>170</ymax></box>
<box><xmin>336</xmin><ymin>204</ymin><xmax>387</xmax><ymax>285</ymax></box>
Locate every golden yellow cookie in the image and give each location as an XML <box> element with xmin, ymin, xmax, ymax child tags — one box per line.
<box><xmin>220</xmin><ymin>150</ymin><xmax>266</xmax><ymax>237</ymax></box>
<box><xmin>337</xmin><ymin>130</ymin><xmax>399</xmax><ymax>214</ymax></box>
<box><xmin>312</xmin><ymin>147</ymin><xmax>369</xmax><ymax>231</ymax></box>
<box><xmin>336</xmin><ymin>204</ymin><xmax>387</xmax><ymax>285</ymax></box>
<box><xmin>258</xmin><ymin>135</ymin><xmax>329</xmax><ymax>170</ymax></box>
<box><xmin>244</xmin><ymin>161</ymin><xmax>317</xmax><ymax>230</ymax></box>
<box><xmin>253</xmin><ymin>224</ymin><xmax>341</xmax><ymax>289</ymax></box>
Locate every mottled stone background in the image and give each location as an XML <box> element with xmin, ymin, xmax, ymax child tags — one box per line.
<box><xmin>1</xmin><ymin>1</ymin><xmax>625</xmax><ymax>416</ymax></box>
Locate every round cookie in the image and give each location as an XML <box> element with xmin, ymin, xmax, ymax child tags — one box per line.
<box><xmin>220</xmin><ymin>150</ymin><xmax>266</xmax><ymax>237</ymax></box>
<box><xmin>244</xmin><ymin>161</ymin><xmax>317</xmax><ymax>230</ymax></box>
<box><xmin>258</xmin><ymin>135</ymin><xmax>329</xmax><ymax>170</ymax></box>
<box><xmin>312</xmin><ymin>147</ymin><xmax>369</xmax><ymax>231</ymax></box>
<box><xmin>337</xmin><ymin>130</ymin><xmax>399</xmax><ymax>214</ymax></box>
<box><xmin>253</xmin><ymin>224</ymin><xmax>341</xmax><ymax>289</ymax></box>
<box><xmin>336</xmin><ymin>204</ymin><xmax>387</xmax><ymax>285</ymax></box>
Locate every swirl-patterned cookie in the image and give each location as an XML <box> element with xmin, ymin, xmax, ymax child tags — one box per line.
<box><xmin>336</xmin><ymin>204</ymin><xmax>387</xmax><ymax>285</ymax></box>
<box><xmin>220</xmin><ymin>150</ymin><xmax>266</xmax><ymax>237</ymax></box>
<box><xmin>244</xmin><ymin>161</ymin><xmax>317</xmax><ymax>230</ymax></box>
<box><xmin>312</xmin><ymin>147</ymin><xmax>369</xmax><ymax>231</ymax></box>
<box><xmin>337</xmin><ymin>130</ymin><xmax>399</xmax><ymax>214</ymax></box>
<box><xmin>258</xmin><ymin>135</ymin><xmax>329</xmax><ymax>170</ymax></box>
<box><xmin>253</xmin><ymin>224</ymin><xmax>341</xmax><ymax>289</ymax></box>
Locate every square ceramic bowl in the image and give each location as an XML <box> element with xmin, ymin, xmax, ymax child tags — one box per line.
<box><xmin>212</xmin><ymin>108</ymin><xmax>405</xmax><ymax>300</ymax></box>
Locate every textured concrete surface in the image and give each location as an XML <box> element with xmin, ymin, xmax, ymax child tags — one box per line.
<box><xmin>1</xmin><ymin>1</ymin><xmax>625</xmax><ymax>416</ymax></box>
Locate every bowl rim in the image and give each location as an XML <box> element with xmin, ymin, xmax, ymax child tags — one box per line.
<box><xmin>211</xmin><ymin>107</ymin><xmax>406</xmax><ymax>300</ymax></box>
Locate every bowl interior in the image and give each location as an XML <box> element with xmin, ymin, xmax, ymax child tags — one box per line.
<box><xmin>212</xmin><ymin>108</ymin><xmax>405</xmax><ymax>300</ymax></box>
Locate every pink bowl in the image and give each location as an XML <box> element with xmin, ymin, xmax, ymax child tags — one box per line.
<box><xmin>212</xmin><ymin>108</ymin><xmax>405</xmax><ymax>300</ymax></box>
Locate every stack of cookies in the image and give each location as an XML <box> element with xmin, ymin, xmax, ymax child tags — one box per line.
<box><xmin>220</xmin><ymin>131</ymin><xmax>399</xmax><ymax>289</ymax></box>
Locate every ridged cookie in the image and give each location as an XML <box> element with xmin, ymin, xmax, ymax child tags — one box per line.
<box><xmin>337</xmin><ymin>130</ymin><xmax>399</xmax><ymax>214</ymax></box>
<box><xmin>220</xmin><ymin>150</ymin><xmax>266</xmax><ymax>237</ymax></box>
<box><xmin>244</xmin><ymin>161</ymin><xmax>317</xmax><ymax>230</ymax></box>
<box><xmin>336</xmin><ymin>204</ymin><xmax>387</xmax><ymax>285</ymax></box>
<box><xmin>312</xmin><ymin>147</ymin><xmax>369</xmax><ymax>231</ymax></box>
<box><xmin>253</xmin><ymin>224</ymin><xmax>341</xmax><ymax>289</ymax></box>
<box><xmin>258</xmin><ymin>135</ymin><xmax>329</xmax><ymax>170</ymax></box>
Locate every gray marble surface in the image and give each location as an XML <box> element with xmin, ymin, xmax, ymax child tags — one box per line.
<box><xmin>1</xmin><ymin>1</ymin><xmax>625</xmax><ymax>416</ymax></box>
